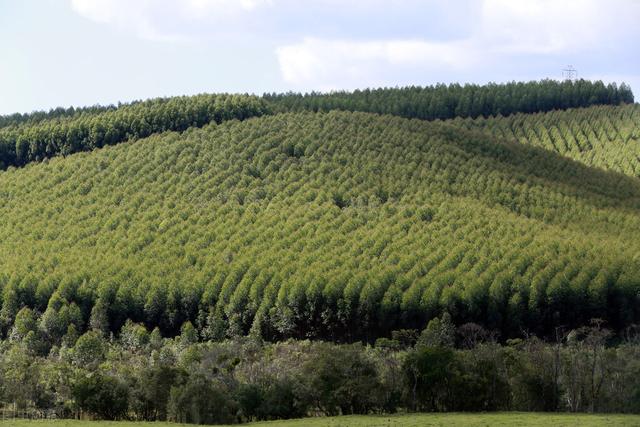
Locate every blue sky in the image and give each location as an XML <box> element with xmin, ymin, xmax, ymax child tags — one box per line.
<box><xmin>1</xmin><ymin>0</ymin><xmax>638</xmax><ymax>115</ymax></box>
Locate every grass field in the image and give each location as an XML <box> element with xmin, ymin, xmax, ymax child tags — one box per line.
<box><xmin>2</xmin><ymin>413</ymin><xmax>640</xmax><ymax>427</ymax></box>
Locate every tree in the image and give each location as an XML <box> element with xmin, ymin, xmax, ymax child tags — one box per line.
<box><xmin>73</xmin><ymin>372</ymin><xmax>129</xmax><ymax>420</ymax></box>
<box><xmin>72</xmin><ymin>331</ymin><xmax>107</xmax><ymax>369</ymax></box>
<box><xmin>10</xmin><ymin>307</ymin><xmax>38</xmax><ymax>341</ymax></box>
<box><xmin>130</xmin><ymin>365</ymin><xmax>184</xmax><ymax>421</ymax></box>
<box><xmin>89</xmin><ymin>299</ymin><xmax>110</xmax><ymax>335</ymax></box>
<box><xmin>302</xmin><ymin>343</ymin><xmax>382</xmax><ymax>415</ymax></box>
<box><xmin>417</xmin><ymin>312</ymin><xmax>455</xmax><ymax>348</ymax></box>
<box><xmin>120</xmin><ymin>319</ymin><xmax>149</xmax><ymax>352</ymax></box>
<box><xmin>563</xmin><ymin>319</ymin><xmax>613</xmax><ymax>412</ymax></box>
<box><xmin>167</xmin><ymin>374</ymin><xmax>235</xmax><ymax>425</ymax></box>
<box><xmin>403</xmin><ymin>346</ymin><xmax>456</xmax><ymax>411</ymax></box>
<box><xmin>179</xmin><ymin>321</ymin><xmax>198</xmax><ymax>346</ymax></box>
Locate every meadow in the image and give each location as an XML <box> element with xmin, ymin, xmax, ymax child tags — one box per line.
<box><xmin>2</xmin><ymin>413</ymin><xmax>640</xmax><ymax>426</ymax></box>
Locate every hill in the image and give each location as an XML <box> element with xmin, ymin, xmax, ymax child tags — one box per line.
<box><xmin>0</xmin><ymin>110</ymin><xmax>639</xmax><ymax>341</ymax></box>
<box><xmin>1</xmin><ymin>80</ymin><xmax>632</xmax><ymax>171</ymax></box>
<box><xmin>266</xmin><ymin>79</ymin><xmax>634</xmax><ymax>120</ymax></box>
<box><xmin>0</xmin><ymin>94</ymin><xmax>269</xmax><ymax>168</ymax></box>
<box><xmin>450</xmin><ymin>104</ymin><xmax>640</xmax><ymax>178</ymax></box>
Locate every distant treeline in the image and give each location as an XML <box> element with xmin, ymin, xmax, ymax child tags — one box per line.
<box><xmin>265</xmin><ymin>79</ymin><xmax>634</xmax><ymax>120</ymax></box>
<box><xmin>0</xmin><ymin>94</ymin><xmax>271</xmax><ymax>169</ymax></box>
<box><xmin>1</xmin><ymin>313</ymin><xmax>639</xmax><ymax>423</ymax></box>
<box><xmin>0</xmin><ymin>105</ymin><xmax>116</xmax><ymax>129</ymax></box>
<box><xmin>0</xmin><ymin>80</ymin><xmax>633</xmax><ymax>170</ymax></box>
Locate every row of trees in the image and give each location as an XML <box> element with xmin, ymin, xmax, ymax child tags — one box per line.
<box><xmin>0</xmin><ymin>104</ymin><xmax>116</xmax><ymax>129</ymax></box>
<box><xmin>0</xmin><ymin>94</ymin><xmax>270</xmax><ymax>169</ymax></box>
<box><xmin>1</xmin><ymin>80</ymin><xmax>633</xmax><ymax>170</ymax></box>
<box><xmin>0</xmin><ymin>111</ymin><xmax>638</xmax><ymax>342</ymax></box>
<box><xmin>452</xmin><ymin>104</ymin><xmax>640</xmax><ymax>178</ymax></box>
<box><xmin>1</xmin><ymin>314</ymin><xmax>639</xmax><ymax>423</ymax></box>
<box><xmin>265</xmin><ymin>79</ymin><xmax>634</xmax><ymax>121</ymax></box>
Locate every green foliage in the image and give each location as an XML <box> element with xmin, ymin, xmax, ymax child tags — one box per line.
<box><xmin>167</xmin><ymin>374</ymin><xmax>236</xmax><ymax>424</ymax></box>
<box><xmin>129</xmin><ymin>365</ymin><xmax>184</xmax><ymax>421</ymax></box>
<box><xmin>302</xmin><ymin>343</ymin><xmax>381</xmax><ymax>415</ymax></box>
<box><xmin>72</xmin><ymin>331</ymin><xmax>107</xmax><ymax>368</ymax></box>
<box><xmin>237</xmin><ymin>380</ymin><xmax>307</xmax><ymax>421</ymax></box>
<box><xmin>0</xmin><ymin>104</ymin><xmax>115</xmax><ymax>129</ymax></box>
<box><xmin>0</xmin><ymin>110</ymin><xmax>639</xmax><ymax>342</ymax></box>
<box><xmin>266</xmin><ymin>79</ymin><xmax>633</xmax><ymax>121</ymax></box>
<box><xmin>404</xmin><ymin>346</ymin><xmax>456</xmax><ymax>411</ymax></box>
<box><xmin>0</xmin><ymin>329</ymin><xmax>639</xmax><ymax>422</ymax></box>
<box><xmin>72</xmin><ymin>372</ymin><xmax>129</xmax><ymax>420</ymax></box>
<box><xmin>453</xmin><ymin>104</ymin><xmax>640</xmax><ymax>178</ymax></box>
<box><xmin>418</xmin><ymin>312</ymin><xmax>455</xmax><ymax>348</ymax></box>
<box><xmin>0</xmin><ymin>94</ymin><xmax>270</xmax><ymax>168</ymax></box>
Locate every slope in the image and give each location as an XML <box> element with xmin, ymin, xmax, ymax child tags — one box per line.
<box><xmin>266</xmin><ymin>79</ymin><xmax>634</xmax><ymax>121</ymax></box>
<box><xmin>0</xmin><ymin>94</ymin><xmax>269</xmax><ymax>168</ymax></box>
<box><xmin>0</xmin><ymin>111</ymin><xmax>638</xmax><ymax>343</ymax></box>
<box><xmin>449</xmin><ymin>104</ymin><xmax>640</xmax><ymax>178</ymax></box>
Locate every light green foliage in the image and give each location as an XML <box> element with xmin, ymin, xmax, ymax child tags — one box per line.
<box><xmin>0</xmin><ymin>94</ymin><xmax>270</xmax><ymax>168</ymax></box>
<box><xmin>0</xmin><ymin>110</ymin><xmax>639</xmax><ymax>340</ymax></box>
<box><xmin>452</xmin><ymin>104</ymin><xmax>640</xmax><ymax>177</ymax></box>
<box><xmin>72</xmin><ymin>331</ymin><xmax>107</xmax><ymax>368</ymax></box>
<box><xmin>417</xmin><ymin>312</ymin><xmax>455</xmax><ymax>348</ymax></box>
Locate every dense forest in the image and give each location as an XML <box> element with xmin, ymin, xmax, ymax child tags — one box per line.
<box><xmin>0</xmin><ymin>80</ymin><xmax>638</xmax><ymax>423</ymax></box>
<box><xmin>0</xmin><ymin>80</ymin><xmax>633</xmax><ymax>171</ymax></box>
<box><xmin>0</xmin><ymin>94</ymin><xmax>270</xmax><ymax>169</ymax></box>
<box><xmin>0</xmin><ymin>110</ymin><xmax>639</xmax><ymax>345</ymax></box>
<box><xmin>0</xmin><ymin>104</ymin><xmax>121</xmax><ymax>129</ymax></box>
<box><xmin>266</xmin><ymin>79</ymin><xmax>634</xmax><ymax>120</ymax></box>
<box><xmin>450</xmin><ymin>104</ymin><xmax>640</xmax><ymax>178</ymax></box>
<box><xmin>2</xmin><ymin>314</ymin><xmax>639</xmax><ymax>422</ymax></box>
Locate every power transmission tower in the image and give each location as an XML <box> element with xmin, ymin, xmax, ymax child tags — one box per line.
<box><xmin>562</xmin><ymin>65</ymin><xmax>578</xmax><ymax>81</ymax></box>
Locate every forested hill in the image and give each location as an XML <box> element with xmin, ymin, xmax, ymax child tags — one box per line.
<box><xmin>0</xmin><ymin>111</ymin><xmax>639</xmax><ymax>346</ymax></box>
<box><xmin>0</xmin><ymin>94</ymin><xmax>270</xmax><ymax>169</ymax></box>
<box><xmin>450</xmin><ymin>103</ymin><xmax>640</xmax><ymax>178</ymax></box>
<box><xmin>266</xmin><ymin>79</ymin><xmax>634</xmax><ymax>120</ymax></box>
<box><xmin>0</xmin><ymin>80</ymin><xmax>633</xmax><ymax>170</ymax></box>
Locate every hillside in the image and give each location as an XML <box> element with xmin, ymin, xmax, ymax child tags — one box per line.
<box><xmin>451</xmin><ymin>104</ymin><xmax>640</xmax><ymax>178</ymax></box>
<box><xmin>0</xmin><ymin>110</ymin><xmax>639</xmax><ymax>342</ymax></box>
<box><xmin>1</xmin><ymin>80</ymin><xmax>632</xmax><ymax>172</ymax></box>
<box><xmin>266</xmin><ymin>79</ymin><xmax>634</xmax><ymax>120</ymax></box>
<box><xmin>0</xmin><ymin>94</ymin><xmax>269</xmax><ymax>168</ymax></box>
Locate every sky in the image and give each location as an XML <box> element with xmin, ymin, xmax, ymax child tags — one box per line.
<box><xmin>0</xmin><ymin>0</ymin><xmax>639</xmax><ymax>115</ymax></box>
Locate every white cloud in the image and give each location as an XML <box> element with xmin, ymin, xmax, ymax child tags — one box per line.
<box><xmin>69</xmin><ymin>0</ymin><xmax>640</xmax><ymax>89</ymax></box>
<box><xmin>276</xmin><ymin>38</ymin><xmax>475</xmax><ymax>89</ymax></box>
<box><xmin>480</xmin><ymin>0</ymin><xmax>605</xmax><ymax>54</ymax></box>
<box><xmin>70</xmin><ymin>0</ymin><xmax>272</xmax><ymax>41</ymax></box>
<box><xmin>276</xmin><ymin>0</ymin><xmax>640</xmax><ymax>88</ymax></box>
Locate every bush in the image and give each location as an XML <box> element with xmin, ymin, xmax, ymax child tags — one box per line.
<box><xmin>238</xmin><ymin>380</ymin><xmax>307</xmax><ymax>421</ymax></box>
<box><xmin>168</xmin><ymin>374</ymin><xmax>236</xmax><ymax>425</ymax></box>
<box><xmin>403</xmin><ymin>346</ymin><xmax>456</xmax><ymax>411</ymax></box>
<box><xmin>73</xmin><ymin>372</ymin><xmax>129</xmax><ymax>420</ymax></box>
<box><xmin>303</xmin><ymin>343</ymin><xmax>382</xmax><ymax>415</ymax></box>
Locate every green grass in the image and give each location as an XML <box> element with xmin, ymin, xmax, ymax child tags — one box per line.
<box><xmin>1</xmin><ymin>413</ymin><xmax>640</xmax><ymax>426</ymax></box>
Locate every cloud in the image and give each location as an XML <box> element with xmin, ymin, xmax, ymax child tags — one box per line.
<box><xmin>276</xmin><ymin>0</ymin><xmax>640</xmax><ymax>88</ymax></box>
<box><xmin>69</xmin><ymin>0</ymin><xmax>640</xmax><ymax>90</ymax></box>
<box><xmin>70</xmin><ymin>0</ymin><xmax>272</xmax><ymax>41</ymax></box>
<box><xmin>480</xmin><ymin>0</ymin><xmax>614</xmax><ymax>54</ymax></box>
<box><xmin>276</xmin><ymin>38</ymin><xmax>475</xmax><ymax>89</ymax></box>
